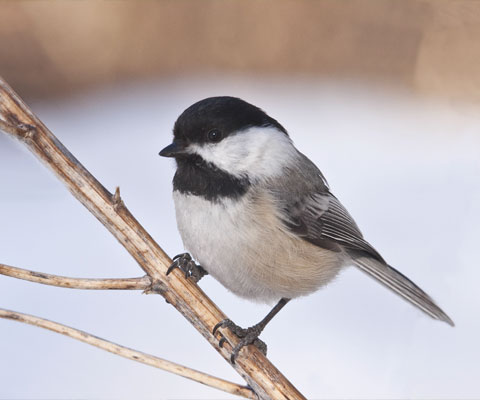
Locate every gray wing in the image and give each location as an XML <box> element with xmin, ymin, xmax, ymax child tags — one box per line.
<box><xmin>286</xmin><ymin>190</ymin><xmax>385</xmax><ymax>262</ymax></box>
<box><xmin>265</xmin><ymin>151</ymin><xmax>453</xmax><ymax>325</ymax></box>
<box><xmin>267</xmin><ymin>151</ymin><xmax>384</xmax><ymax>262</ymax></box>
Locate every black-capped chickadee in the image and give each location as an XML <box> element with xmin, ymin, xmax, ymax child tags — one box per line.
<box><xmin>160</xmin><ymin>96</ymin><xmax>453</xmax><ymax>362</ymax></box>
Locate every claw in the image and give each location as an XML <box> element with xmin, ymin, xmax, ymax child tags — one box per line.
<box><xmin>212</xmin><ymin>318</ymin><xmax>267</xmax><ymax>363</ymax></box>
<box><xmin>166</xmin><ymin>253</ymin><xmax>208</xmax><ymax>283</ymax></box>
<box><xmin>213</xmin><ymin>319</ymin><xmax>247</xmax><ymax>337</ymax></box>
<box><xmin>166</xmin><ymin>264</ymin><xmax>177</xmax><ymax>276</ymax></box>
<box><xmin>229</xmin><ymin>334</ymin><xmax>268</xmax><ymax>363</ymax></box>
<box><xmin>213</xmin><ymin>299</ymin><xmax>289</xmax><ymax>363</ymax></box>
<box><xmin>212</xmin><ymin>320</ymin><xmax>224</xmax><ymax>336</ymax></box>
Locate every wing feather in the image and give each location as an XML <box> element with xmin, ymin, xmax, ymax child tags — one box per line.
<box><xmin>263</xmin><ymin>151</ymin><xmax>453</xmax><ymax>325</ymax></box>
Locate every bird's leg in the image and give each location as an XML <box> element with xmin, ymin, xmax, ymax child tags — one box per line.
<box><xmin>166</xmin><ymin>253</ymin><xmax>208</xmax><ymax>283</ymax></box>
<box><xmin>213</xmin><ymin>298</ymin><xmax>290</xmax><ymax>363</ymax></box>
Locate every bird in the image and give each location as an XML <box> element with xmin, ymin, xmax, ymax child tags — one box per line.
<box><xmin>159</xmin><ymin>96</ymin><xmax>453</xmax><ymax>363</ymax></box>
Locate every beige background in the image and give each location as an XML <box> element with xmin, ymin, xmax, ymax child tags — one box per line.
<box><xmin>1</xmin><ymin>1</ymin><xmax>480</xmax><ymax>101</ymax></box>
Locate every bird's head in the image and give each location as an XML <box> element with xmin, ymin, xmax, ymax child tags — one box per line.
<box><xmin>160</xmin><ymin>96</ymin><xmax>295</xmax><ymax>181</ymax></box>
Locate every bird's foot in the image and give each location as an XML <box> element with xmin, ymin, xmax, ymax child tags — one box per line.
<box><xmin>166</xmin><ymin>253</ymin><xmax>208</xmax><ymax>283</ymax></box>
<box><xmin>213</xmin><ymin>319</ymin><xmax>267</xmax><ymax>363</ymax></box>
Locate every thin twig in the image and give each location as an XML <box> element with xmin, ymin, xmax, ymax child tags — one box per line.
<box><xmin>0</xmin><ymin>308</ymin><xmax>256</xmax><ymax>399</ymax></box>
<box><xmin>0</xmin><ymin>76</ymin><xmax>305</xmax><ymax>400</ymax></box>
<box><xmin>0</xmin><ymin>263</ymin><xmax>151</xmax><ymax>290</ymax></box>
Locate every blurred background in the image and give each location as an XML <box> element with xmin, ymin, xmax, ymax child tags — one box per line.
<box><xmin>0</xmin><ymin>1</ymin><xmax>479</xmax><ymax>399</ymax></box>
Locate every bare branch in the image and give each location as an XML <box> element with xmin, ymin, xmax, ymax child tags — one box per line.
<box><xmin>0</xmin><ymin>308</ymin><xmax>256</xmax><ymax>399</ymax></box>
<box><xmin>0</xmin><ymin>263</ymin><xmax>151</xmax><ymax>290</ymax></box>
<box><xmin>0</xmin><ymin>76</ymin><xmax>305</xmax><ymax>400</ymax></box>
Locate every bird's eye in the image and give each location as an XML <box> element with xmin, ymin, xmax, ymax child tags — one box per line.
<box><xmin>207</xmin><ymin>129</ymin><xmax>222</xmax><ymax>142</ymax></box>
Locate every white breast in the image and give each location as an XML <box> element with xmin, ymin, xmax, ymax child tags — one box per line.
<box><xmin>173</xmin><ymin>190</ymin><xmax>344</xmax><ymax>303</ymax></box>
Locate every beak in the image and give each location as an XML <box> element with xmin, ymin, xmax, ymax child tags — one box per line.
<box><xmin>159</xmin><ymin>141</ymin><xmax>186</xmax><ymax>158</ymax></box>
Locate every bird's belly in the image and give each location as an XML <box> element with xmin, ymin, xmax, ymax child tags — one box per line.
<box><xmin>173</xmin><ymin>191</ymin><xmax>343</xmax><ymax>303</ymax></box>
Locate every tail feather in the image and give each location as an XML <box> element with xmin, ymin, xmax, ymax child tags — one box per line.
<box><xmin>354</xmin><ymin>257</ymin><xmax>454</xmax><ymax>326</ymax></box>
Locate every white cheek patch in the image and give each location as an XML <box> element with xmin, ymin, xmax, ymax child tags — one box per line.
<box><xmin>188</xmin><ymin>127</ymin><xmax>297</xmax><ymax>180</ymax></box>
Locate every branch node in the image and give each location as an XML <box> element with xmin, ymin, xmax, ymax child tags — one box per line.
<box><xmin>6</xmin><ymin>111</ymin><xmax>37</xmax><ymax>138</ymax></box>
<box><xmin>144</xmin><ymin>278</ymin><xmax>169</xmax><ymax>296</ymax></box>
<box><xmin>112</xmin><ymin>186</ymin><xmax>124</xmax><ymax>211</ymax></box>
<box><xmin>18</xmin><ymin>123</ymin><xmax>37</xmax><ymax>140</ymax></box>
<box><xmin>0</xmin><ymin>113</ymin><xmax>37</xmax><ymax>140</ymax></box>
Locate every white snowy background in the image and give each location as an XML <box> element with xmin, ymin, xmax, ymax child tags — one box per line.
<box><xmin>0</xmin><ymin>77</ymin><xmax>478</xmax><ymax>399</ymax></box>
